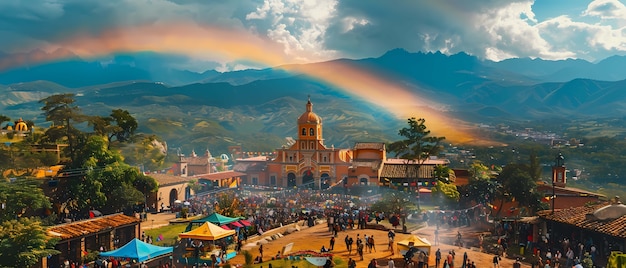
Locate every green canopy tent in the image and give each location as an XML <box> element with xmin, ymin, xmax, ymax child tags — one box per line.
<box><xmin>186</xmin><ymin>213</ymin><xmax>241</xmax><ymax>231</ymax></box>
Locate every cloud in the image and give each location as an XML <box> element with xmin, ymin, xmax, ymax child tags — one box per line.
<box><xmin>583</xmin><ymin>0</ymin><xmax>626</xmax><ymax>21</ymax></box>
<box><xmin>1</xmin><ymin>0</ymin><xmax>625</xmax><ymax>69</ymax></box>
<box><xmin>245</xmin><ymin>0</ymin><xmax>340</xmax><ymax>62</ymax></box>
<box><xmin>538</xmin><ymin>14</ymin><xmax>626</xmax><ymax>61</ymax></box>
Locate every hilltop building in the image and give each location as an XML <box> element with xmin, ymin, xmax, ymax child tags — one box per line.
<box><xmin>234</xmin><ymin>98</ymin><xmax>448</xmax><ymax>190</ymax></box>
<box><xmin>263</xmin><ymin>97</ymin><xmax>358</xmax><ymax>188</ymax></box>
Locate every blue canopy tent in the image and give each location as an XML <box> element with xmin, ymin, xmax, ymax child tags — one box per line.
<box><xmin>100</xmin><ymin>238</ymin><xmax>173</xmax><ymax>262</ymax></box>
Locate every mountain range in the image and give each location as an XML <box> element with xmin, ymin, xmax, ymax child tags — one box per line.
<box><xmin>2</xmin><ymin>49</ymin><xmax>626</xmax><ymax>153</ymax></box>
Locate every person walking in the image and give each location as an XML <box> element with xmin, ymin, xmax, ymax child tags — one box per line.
<box><xmin>435</xmin><ymin>248</ymin><xmax>442</xmax><ymax>268</ymax></box>
<box><xmin>358</xmin><ymin>242</ymin><xmax>365</xmax><ymax>261</ymax></box>
<box><xmin>492</xmin><ymin>254</ymin><xmax>500</xmax><ymax>268</ymax></box>
<box><xmin>388</xmin><ymin>257</ymin><xmax>395</xmax><ymax>268</ymax></box>
<box><xmin>368</xmin><ymin>235</ymin><xmax>376</xmax><ymax>252</ymax></box>
<box><xmin>348</xmin><ymin>236</ymin><xmax>354</xmax><ymax>254</ymax></box>
<box><xmin>330</xmin><ymin>236</ymin><xmax>335</xmax><ymax>250</ymax></box>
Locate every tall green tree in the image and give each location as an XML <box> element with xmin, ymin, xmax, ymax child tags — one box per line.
<box><xmin>388</xmin><ymin>117</ymin><xmax>444</xmax><ymax>210</ymax></box>
<box><xmin>62</xmin><ymin>135</ymin><xmax>156</xmax><ymax>214</ymax></box>
<box><xmin>110</xmin><ymin>109</ymin><xmax>138</xmax><ymax>142</ymax></box>
<box><xmin>89</xmin><ymin>109</ymin><xmax>138</xmax><ymax>148</ymax></box>
<box><xmin>460</xmin><ymin>161</ymin><xmax>498</xmax><ymax>206</ymax></box>
<box><xmin>0</xmin><ymin>217</ymin><xmax>60</xmax><ymax>267</ymax></box>
<box><xmin>0</xmin><ymin>178</ymin><xmax>51</xmax><ymax>222</ymax></box>
<box><xmin>497</xmin><ymin>164</ymin><xmax>543</xmax><ymax>214</ymax></box>
<box><xmin>39</xmin><ymin>93</ymin><xmax>86</xmax><ymax>165</ymax></box>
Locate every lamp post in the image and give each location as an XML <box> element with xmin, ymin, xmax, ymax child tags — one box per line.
<box><xmin>552</xmin><ymin>152</ymin><xmax>565</xmax><ymax>214</ymax></box>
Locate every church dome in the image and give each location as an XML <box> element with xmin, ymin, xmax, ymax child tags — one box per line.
<box><xmin>297</xmin><ymin>98</ymin><xmax>321</xmax><ymax>124</ymax></box>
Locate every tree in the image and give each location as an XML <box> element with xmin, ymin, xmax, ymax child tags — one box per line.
<box><xmin>461</xmin><ymin>161</ymin><xmax>498</xmax><ymax>206</ymax></box>
<box><xmin>497</xmin><ymin>164</ymin><xmax>543</xmax><ymax>214</ymax></box>
<box><xmin>123</xmin><ymin>135</ymin><xmax>166</xmax><ymax>172</ymax></box>
<box><xmin>0</xmin><ymin>217</ymin><xmax>60</xmax><ymax>267</ymax></box>
<box><xmin>370</xmin><ymin>190</ymin><xmax>417</xmax><ymax>228</ymax></box>
<box><xmin>39</xmin><ymin>93</ymin><xmax>86</xmax><ymax>165</ymax></box>
<box><xmin>213</xmin><ymin>192</ymin><xmax>244</xmax><ymax>217</ymax></box>
<box><xmin>0</xmin><ymin>178</ymin><xmax>51</xmax><ymax>222</ymax></box>
<box><xmin>433</xmin><ymin>164</ymin><xmax>455</xmax><ymax>183</ymax></box>
<box><xmin>468</xmin><ymin>161</ymin><xmax>491</xmax><ymax>181</ymax></box>
<box><xmin>110</xmin><ymin>109</ymin><xmax>138</xmax><ymax>142</ymax></box>
<box><xmin>431</xmin><ymin>180</ymin><xmax>460</xmax><ymax>208</ymax></box>
<box><xmin>388</xmin><ymin>117</ymin><xmax>445</xmax><ymax>210</ymax></box>
<box><xmin>89</xmin><ymin>109</ymin><xmax>138</xmax><ymax>148</ymax></box>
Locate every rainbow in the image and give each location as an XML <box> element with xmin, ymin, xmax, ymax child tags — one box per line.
<box><xmin>1</xmin><ymin>22</ymin><xmax>488</xmax><ymax>144</ymax></box>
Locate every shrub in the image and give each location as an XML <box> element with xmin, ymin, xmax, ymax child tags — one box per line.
<box><xmin>242</xmin><ymin>250</ymin><xmax>253</xmax><ymax>265</ymax></box>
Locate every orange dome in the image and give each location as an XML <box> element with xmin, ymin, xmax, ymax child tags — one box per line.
<box><xmin>297</xmin><ymin>98</ymin><xmax>321</xmax><ymax>124</ymax></box>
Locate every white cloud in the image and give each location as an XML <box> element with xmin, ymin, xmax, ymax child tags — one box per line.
<box><xmin>538</xmin><ymin>15</ymin><xmax>626</xmax><ymax>61</ymax></box>
<box><xmin>472</xmin><ymin>1</ymin><xmax>576</xmax><ymax>60</ymax></box>
<box><xmin>246</xmin><ymin>0</ymin><xmax>339</xmax><ymax>62</ymax></box>
<box><xmin>341</xmin><ymin>17</ymin><xmax>369</xmax><ymax>33</ymax></box>
<box><xmin>583</xmin><ymin>0</ymin><xmax>626</xmax><ymax>20</ymax></box>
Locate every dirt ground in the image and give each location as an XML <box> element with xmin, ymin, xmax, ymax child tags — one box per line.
<box><xmin>228</xmin><ymin>222</ymin><xmax>531</xmax><ymax>268</ymax></box>
<box><xmin>143</xmin><ymin>213</ymin><xmax>531</xmax><ymax>267</ymax></box>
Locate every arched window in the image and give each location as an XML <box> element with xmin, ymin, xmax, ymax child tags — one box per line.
<box><xmin>310</xmin><ymin>128</ymin><xmax>315</xmax><ymax>136</ymax></box>
<box><xmin>302</xmin><ymin>128</ymin><xmax>307</xmax><ymax>136</ymax></box>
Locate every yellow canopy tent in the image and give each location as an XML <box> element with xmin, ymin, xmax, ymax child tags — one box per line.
<box><xmin>179</xmin><ymin>221</ymin><xmax>236</xmax><ymax>241</ymax></box>
<box><xmin>397</xmin><ymin>235</ymin><xmax>431</xmax><ymax>256</ymax></box>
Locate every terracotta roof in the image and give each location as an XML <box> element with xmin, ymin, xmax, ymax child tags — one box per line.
<box><xmin>149</xmin><ymin>173</ymin><xmax>194</xmax><ymax>186</ymax></box>
<box><xmin>536</xmin><ymin>184</ymin><xmax>605</xmax><ymax>197</ymax></box>
<box><xmin>380</xmin><ymin>163</ymin><xmax>436</xmax><ymax>179</ymax></box>
<box><xmin>354</xmin><ymin>142</ymin><xmax>385</xmax><ymax>150</ymax></box>
<box><xmin>351</xmin><ymin>160</ymin><xmax>382</xmax><ymax>169</ymax></box>
<box><xmin>47</xmin><ymin>214</ymin><xmax>140</xmax><ymax>240</ymax></box>
<box><xmin>192</xmin><ymin>170</ymin><xmax>246</xmax><ymax>181</ymax></box>
<box><xmin>385</xmin><ymin>158</ymin><xmax>449</xmax><ymax>165</ymax></box>
<box><xmin>184</xmin><ymin>156</ymin><xmax>211</xmax><ymax>166</ymax></box>
<box><xmin>233</xmin><ymin>161</ymin><xmax>267</xmax><ymax>172</ymax></box>
<box><xmin>537</xmin><ymin>203</ymin><xmax>626</xmax><ymax>239</ymax></box>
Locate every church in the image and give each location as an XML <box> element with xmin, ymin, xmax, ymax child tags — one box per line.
<box><xmin>235</xmin><ymin>98</ymin><xmax>386</xmax><ymax>189</ymax></box>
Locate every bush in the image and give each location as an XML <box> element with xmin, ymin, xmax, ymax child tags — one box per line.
<box><xmin>243</xmin><ymin>250</ymin><xmax>253</xmax><ymax>265</ymax></box>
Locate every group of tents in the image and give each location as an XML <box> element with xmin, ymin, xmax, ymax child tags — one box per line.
<box><xmin>98</xmin><ymin>213</ymin><xmax>249</xmax><ymax>266</ymax></box>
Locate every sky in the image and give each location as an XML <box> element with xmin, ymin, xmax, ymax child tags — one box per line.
<box><xmin>1</xmin><ymin>0</ymin><xmax>625</xmax><ymax>72</ymax></box>
<box><xmin>1</xmin><ymin>0</ymin><xmax>625</xmax><ymax>143</ymax></box>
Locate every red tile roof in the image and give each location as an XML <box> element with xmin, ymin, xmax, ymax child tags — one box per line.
<box><xmin>149</xmin><ymin>173</ymin><xmax>194</xmax><ymax>186</ymax></box>
<box><xmin>47</xmin><ymin>214</ymin><xmax>140</xmax><ymax>240</ymax></box>
<box><xmin>354</xmin><ymin>142</ymin><xmax>385</xmax><ymax>150</ymax></box>
<box><xmin>537</xmin><ymin>203</ymin><xmax>626</xmax><ymax>239</ymax></box>
<box><xmin>192</xmin><ymin>170</ymin><xmax>246</xmax><ymax>181</ymax></box>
